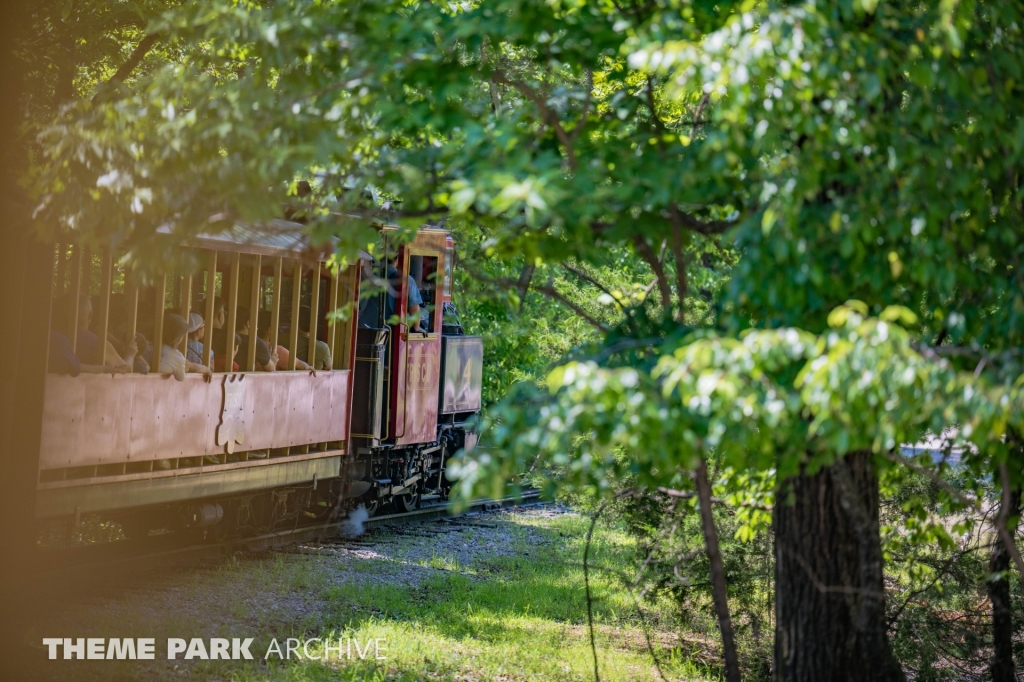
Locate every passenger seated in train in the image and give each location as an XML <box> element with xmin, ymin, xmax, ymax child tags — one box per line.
<box><xmin>294</xmin><ymin>305</ymin><xmax>332</xmax><ymax>370</ymax></box>
<box><xmin>159</xmin><ymin>313</ymin><xmax>212</xmax><ymax>381</ymax></box>
<box><xmin>48</xmin><ymin>331</ymin><xmax>129</xmax><ymax>376</ymax></box>
<box><xmin>256</xmin><ymin>310</ymin><xmax>312</xmax><ymax>371</ymax></box>
<box><xmin>236</xmin><ymin>306</ymin><xmax>277</xmax><ymax>371</ymax></box>
<box><xmin>212</xmin><ymin>297</ymin><xmax>227</xmax><ymax>329</ymax></box>
<box><xmin>413</xmin><ymin>274</ymin><xmax>432</xmax><ymax>332</ymax></box>
<box><xmin>211</xmin><ymin>329</ymin><xmax>241</xmax><ymax>372</ymax></box>
<box><xmin>207</xmin><ymin>297</ymin><xmax>242</xmax><ymax>370</ymax></box>
<box><xmin>48</xmin><ymin>294</ymin><xmax>134</xmax><ymax>375</ymax></box>
<box><xmin>191</xmin><ymin>297</ymin><xmax>218</xmax><ymax>343</ymax></box>
<box><xmin>106</xmin><ymin>293</ymin><xmax>151</xmax><ymax>373</ymax></box>
<box><xmin>69</xmin><ymin>293</ymin><xmax>137</xmax><ymax>369</ymax></box>
<box><xmin>383</xmin><ymin>253</ymin><xmax>423</xmax><ymax>333</ymax></box>
<box><xmin>136</xmin><ymin>301</ymin><xmax>163</xmax><ymax>370</ymax></box>
<box><xmin>185</xmin><ymin>312</ymin><xmax>211</xmax><ymax>365</ymax></box>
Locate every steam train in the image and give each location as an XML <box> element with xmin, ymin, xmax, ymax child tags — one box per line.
<box><xmin>32</xmin><ymin>221</ymin><xmax>482</xmax><ymax>541</ymax></box>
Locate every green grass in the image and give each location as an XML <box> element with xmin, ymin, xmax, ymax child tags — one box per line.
<box><xmin>240</xmin><ymin>513</ymin><xmax>718</xmax><ymax>681</ymax></box>
<box><xmin>25</xmin><ymin>512</ymin><xmax>722</xmax><ymax>682</ymax></box>
<box><xmin>416</xmin><ymin>552</ymin><xmax>469</xmax><ymax>574</ymax></box>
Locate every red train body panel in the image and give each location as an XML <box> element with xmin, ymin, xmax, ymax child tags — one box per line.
<box><xmin>38</xmin><ymin>372</ymin><xmax>352</xmax><ymax>469</ymax></box>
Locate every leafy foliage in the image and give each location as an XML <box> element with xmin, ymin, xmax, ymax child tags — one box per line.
<box><xmin>452</xmin><ymin>304</ymin><xmax>1018</xmax><ymax>515</ymax></box>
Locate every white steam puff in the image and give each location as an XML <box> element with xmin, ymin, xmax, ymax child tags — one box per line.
<box><xmin>339</xmin><ymin>505</ymin><xmax>369</xmax><ymax>538</ymax></box>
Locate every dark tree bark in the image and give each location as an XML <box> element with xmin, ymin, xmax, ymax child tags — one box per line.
<box><xmin>989</xmin><ymin>484</ymin><xmax>1021</xmax><ymax>682</ymax></box>
<box><xmin>774</xmin><ymin>451</ymin><xmax>905</xmax><ymax>682</ymax></box>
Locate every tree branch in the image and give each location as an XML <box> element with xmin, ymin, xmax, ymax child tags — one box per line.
<box><xmin>491</xmin><ymin>70</ymin><xmax>579</xmax><ymax>171</ymax></box>
<box><xmin>97</xmin><ymin>32</ymin><xmax>161</xmax><ymax>95</ymax></box>
<box><xmin>879</xmin><ymin>449</ymin><xmax>980</xmax><ymax>510</ymax></box>
<box><xmin>669</xmin><ymin>208</ymin><xmax>688</xmax><ymax>321</ymax></box>
<box><xmin>563</xmin><ymin>263</ymin><xmax>620</xmax><ymax>307</ymax></box>
<box><xmin>886</xmin><ymin>544</ymin><xmax>977</xmax><ymax>631</ymax></box>
<box><xmin>672</xmin><ymin>209</ymin><xmax>739</xmax><ymax>236</ymax></box>
<box><xmin>657</xmin><ymin>486</ymin><xmax>773</xmax><ymax>511</ymax></box>
<box><xmin>583</xmin><ymin>337</ymin><xmax>662</xmax><ymax>364</ymax></box>
<box><xmin>691</xmin><ymin>92</ymin><xmax>710</xmax><ymax>139</ymax></box>
<box><xmin>632</xmin><ymin>235</ymin><xmax>672</xmax><ymax>312</ymax></box>
<box><xmin>913</xmin><ymin>342</ymin><xmax>1024</xmax><ymax>366</ymax></box>
<box><xmin>468</xmin><ymin>268</ymin><xmax>609</xmax><ymax>332</ymax></box>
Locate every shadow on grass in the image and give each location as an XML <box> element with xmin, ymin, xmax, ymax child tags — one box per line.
<box><xmin>251</xmin><ymin>517</ymin><xmax>716</xmax><ymax>681</ymax></box>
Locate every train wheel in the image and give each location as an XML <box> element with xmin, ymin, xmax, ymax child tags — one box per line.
<box><xmin>361</xmin><ymin>495</ymin><xmax>380</xmax><ymax>518</ymax></box>
<box><xmin>364</xmin><ymin>493</ymin><xmax>380</xmax><ymax>516</ymax></box>
<box><xmin>396</xmin><ymin>490</ymin><xmax>420</xmax><ymax>513</ymax></box>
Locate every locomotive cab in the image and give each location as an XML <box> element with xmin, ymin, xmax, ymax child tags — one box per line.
<box><xmin>350</xmin><ymin>227</ymin><xmax>482</xmax><ymax>515</ymax></box>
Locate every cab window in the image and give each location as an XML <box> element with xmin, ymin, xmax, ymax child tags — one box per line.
<box><xmin>409</xmin><ymin>254</ymin><xmax>439</xmax><ymax>334</ymax></box>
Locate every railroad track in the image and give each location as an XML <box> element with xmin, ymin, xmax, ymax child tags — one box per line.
<box><xmin>30</xmin><ymin>490</ymin><xmax>543</xmax><ymax>587</ymax></box>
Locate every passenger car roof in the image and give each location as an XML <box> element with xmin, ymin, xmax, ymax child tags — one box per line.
<box><xmin>157</xmin><ymin>219</ymin><xmax>375</xmax><ymax>261</ymax></box>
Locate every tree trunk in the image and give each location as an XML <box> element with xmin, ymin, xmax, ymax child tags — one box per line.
<box><xmin>773</xmin><ymin>451</ymin><xmax>905</xmax><ymax>682</ymax></box>
<box><xmin>694</xmin><ymin>459</ymin><xmax>742</xmax><ymax>682</ymax></box>
<box><xmin>989</xmin><ymin>485</ymin><xmax>1021</xmax><ymax>682</ymax></box>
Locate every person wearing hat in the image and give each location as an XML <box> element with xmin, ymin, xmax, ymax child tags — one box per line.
<box><xmin>185</xmin><ymin>312</ymin><xmax>213</xmax><ymax>366</ymax></box>
<box><xmin>154</xmin><ymin>313</ymin><xmax>212</xmax><ymax>470</ymax></box>
<box><xmin>159</xmin><ymin>313</ymin><xmax>212</xmax><ymax>382</ymax></box>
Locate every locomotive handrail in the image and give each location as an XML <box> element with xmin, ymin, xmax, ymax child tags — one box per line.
<box><xmin>383</xmin><ymin>324</ymin><xmax>392</xmax><ymax>441</ymax></box>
